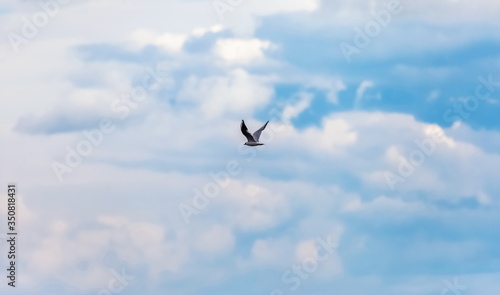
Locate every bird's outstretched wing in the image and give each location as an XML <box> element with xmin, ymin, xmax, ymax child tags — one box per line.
<box><xmin>252</xmin><ymin>121</ymin><xmax>269</xmax><ymax>142</ymax></box>
<box><xmin>241</xmin><ymin>120</ymin><xmax>256</xmax><ymax>142</ymax></box>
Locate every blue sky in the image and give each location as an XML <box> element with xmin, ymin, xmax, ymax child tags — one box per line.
<box><xmin>1</xmin><ymin>0</ymin><xmax>500</xmax><ymax>294</ymax></box>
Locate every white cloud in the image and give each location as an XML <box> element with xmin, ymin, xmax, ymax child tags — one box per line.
<box><xmin>1</xmin><ymin>1</ymin><xmax>500</xmax><ymax>293</ymax></box>
<box><xmin>130</xmin><ymin>29</ymin><xmax>188</xmax><ymax>52</ymax></box>
<box><xmin>354</xmin><ymin>80</ymin><xmax>374</xmax><ymax>108</ymax></box>
<box><xmin>214</xmin><ymin>38</ymin><xmax>273</xmax><ymax>64</ymax></box>
<box><xmin>249</xmin><ymin>238</ymin><xmax>294</xmax><ymax>268</ymax></box>
<box><xmin>178</xmin><ymin>68</ymin><xmax>275</xmax><ymax>118</ymax></box>
<box><xmin>297</xmin><ymin>116</ymin><xmax>358</xmax><ymax>152</ymax></box>
<box><xmin>4</xmin><ymin>108</ymin><xmax>500</xmax><ymax>292</ymax></box>
<box><xmin>295</xmin><ymin>239</ymin><xmax>317</xmax><ymax>262</ymax></box>
<box><xmin>347</xmin><ymin>195</ymin><xmax>426</xmax><ymax>214</ymax></box>
<box><xmin>306</xmin><ymin>76</ymin><xmax>346</xmax><ymax>104</ymax></box>
<box><xmin>282</xmin><ymin>92</ymin><xmax>314</xmax><ymax>121</ymax></box>
<box><xmin>195</xmin><ymin>225</ymin><xmax>235</xmax><ymax>255</ymax></box>
<box><xmin>248</xmin><ymin>0</ymin><xmax>319</xmax><ymax>15</ymax></box>
<box><xmin>318</xmin><ymin>0</ymin><xmax>500</xmax><ymax>25</ymax></box>
<box><xmin>223</xmin><ymin>181</ymin><xmax>291</xmax><ymax>231</ymax></box>
<box><xmin>220</xmin><ymin>0</ymin><xmax>319</xmax><ymax>35</ymax></box>
<box><xmin>192</xmin><ymin>24</ymin><xmax>225</xmax><ymax>37</ymax></box>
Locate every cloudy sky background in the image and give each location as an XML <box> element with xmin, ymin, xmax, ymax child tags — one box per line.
<box><xmin>1</xmin><ymin>0</ymin><xmax>500</xmax><ymax>294</ymax></box>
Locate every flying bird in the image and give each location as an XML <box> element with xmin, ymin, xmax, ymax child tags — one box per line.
<box><xmin>240</xmin><ymin>120</ymin><xmax>269</xmax><ymax>146</ymax></box>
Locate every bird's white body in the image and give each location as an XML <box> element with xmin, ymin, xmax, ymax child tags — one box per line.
<box><xmin>244</xmin><ymin>142</ymin><xmax>264</xmax><ymax>146</ymax></box>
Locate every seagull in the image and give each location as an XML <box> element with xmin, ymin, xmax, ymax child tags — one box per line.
<box><xmin>241</xmin><ymin>120</ymin><xmax>269</xmax><ymax>146</ymax></box>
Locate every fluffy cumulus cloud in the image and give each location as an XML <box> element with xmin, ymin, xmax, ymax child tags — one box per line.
<box><xmin>1</xmin><ymin>0</ymin><xmax>500</xmax><ymax>294</ymax></box>
<box><xmin>214</xmin><ymin>38</ymin><xmax>273</xmax><ymax>65</ymax></box>
<box><xmin>130</xmin><ymin>29</ymin><xmax>188</xmax><ymax>53</ymax></box>
<box><xmin>178</xmin><ymin>68</ymin><xmax>275</xmax><ymax>119</ymax></box>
